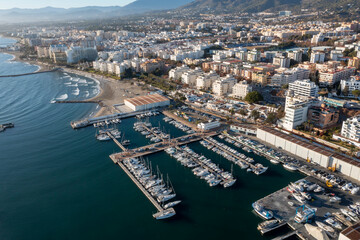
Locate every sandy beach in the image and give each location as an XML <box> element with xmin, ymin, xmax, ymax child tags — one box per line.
<box><xmin>4</xmin><ymin>51</ymin><xmax>149</xmax><ymax>118</ymax></box>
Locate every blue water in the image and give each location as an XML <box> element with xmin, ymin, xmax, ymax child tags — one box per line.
<box><xmin>0</xmin><ymin>37</ymin><xmax>305</xmax><ymax>240</ymax></box>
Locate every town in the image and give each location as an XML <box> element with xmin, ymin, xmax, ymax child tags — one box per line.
<box><xmin>2</xmin><ymin>5</ymin><xmax>360</xmax><ymax>240</ymax></box>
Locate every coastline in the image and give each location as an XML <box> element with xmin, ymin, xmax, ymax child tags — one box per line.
<box><xmin>2</xmin><ymin>51</ymin><xmax>149</xmax><ymax>118</ymax></box>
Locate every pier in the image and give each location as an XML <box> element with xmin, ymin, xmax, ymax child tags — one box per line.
<box><xmin>110</xmin><ymin>132</ymin><xmax>218</xmax><ymax>162</ymax></box>
<box><xmin>204</xmin><ymin>136</ymin><xmax>256</xmax><ymax>169</ymax></box>
<box><xmin>0</xmin><ymin>68</ymin><xmax>61</xmax><ymax>78</ymax></box>
<box><xmin>106</xmin><ymin>132</ymin><xmax>127</xmax><ymax>152</ymax></box>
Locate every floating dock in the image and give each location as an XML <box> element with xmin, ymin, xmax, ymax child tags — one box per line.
<box><xmin>0</xmin><ymin>122</ymin><xmax>14</xmax><ymax>132</ymax></box>
<box><xmin>110</xmin><ymin>155</ymin><xmax>175</xmax><ymax>219</ymax></box>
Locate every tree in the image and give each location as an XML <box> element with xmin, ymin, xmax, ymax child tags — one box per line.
<box><xmin>250</xmin><ymin>110</ymin><xmax>260</xmax><ymax>120</ymax></box>
<box><xmin>352</xmin><ymin>90</ymin><xmax>360</xmax><ymax>98</ymax></box>
<box><xmin>342</xmin><ymin>86</ymin><xmax>349</xmax><ymax>96</ymax></box>
<box><xmin>265</xmin><ymin>112</ymin><xmax>278</xmax><ymax>124</ymax></box>
<box><xmin>239</xmin><ymin>109</ymin><xmax>248</xmax><ymax>116</ymax></box>
<box><xmin>229</xmin><ymin>108</ymin><xmax>235</xmax><ymax>116</ymax></box>
<box><xmin>244</xmin><ymin>91</ymin><xmax>263</xmax><ymax>104</ymax></box>
<box><xmin>282</xmin><ymin>84</ymin><xmax>289</xmax><ymax>89</ymax></box>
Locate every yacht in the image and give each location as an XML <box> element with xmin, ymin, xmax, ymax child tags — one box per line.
<box><xmin>324</xmin><ymin>217</ymin><xmax>342</xmax><ymax>230</ymax></box>
<box><xmin>96</xmin><ymin>134</ymin><xmax>110</xmax><ymax>141</ymax></box>
<box><xmin>294</xmin><ymin>208</ymin><xmax>316</xmax><ymax>223</ymax></box>
<box><xmin>315</xmin><ymin>221</ymin><xmax>335</xmax><ymax>238</ymax></box>
<box><xmin>164</xmin><ymin>200</ymin><xmax>181</xmax><ymax>209</ymax></box>
<box><xmin>157</xmin><ymin>194</ymin><xmax>176</xmax><ymax>203</ymax></box>
<box><xmin>223</xmin><ymin>179</ymin><xmax>236</xmax><ymax>188</ymax></box>
<box><xmin>153</xmin><ymin>208</ymin><xmax>176</xmax><ymax>220</ymax></box>
<box><xmin>252</xmin><ymin>202</ymin><xmax>273</xmax><ymax>220</ymax></box>
<box><xmin>270</xmin><ymin>159</ymin><xmax>280</xmax><ymax>164</ymax></box>
<box><xmin>292</xmin><ymin>192</ymin><xmax>306</xmax><ymax>204</ymax></box>
<box><xmin>283</xmin><ymin>164</ymin><xmax>298</xmax><ymax>171</ymax></box>
<box><xmin>253</xmin><ymin>163</ymin><xmax>268</xmax><ymax>175</ymax></box>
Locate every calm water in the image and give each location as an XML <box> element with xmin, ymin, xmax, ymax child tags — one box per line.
<box><xmin>0</xmin><ymin>38</ymin><xmax>304</xmax><ymax>240</ymax></box>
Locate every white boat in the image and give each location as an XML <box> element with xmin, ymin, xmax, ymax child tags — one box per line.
<box><xmin>316</xmin><ymin>221</ymin><xmax>335</xmax><ymax>238</ymax></box>
<box><xmin>164</xmin><ymin>200</ymin><xmax>181</xmax><ymax>209</ymax></box>
<box><xmin>270</xmin><ymin>159</ymin><xmax>280</xmax><ymax>164</ymax></box>
<box><xmin>96</xmin><ymin>134</ymin><xmax>110</xmax><ymax>141</ymax></box>
<box><xmin>257</xmin><ymin>219</ymin><xmax>281</xmax><ymax>231</ymax></box>
<box><xmin>72</xmin><ymin>87</ymin><xmax>80</xmax><ymax>96</ymax></box>
<box><xmin>157</xmin><ymin>194</ymin><xmax>176</xmax><ymax>203</ymax></box>
<box><xmin>252</xmin><ymin>202</ymin><xmax>273</xmax><ymax>220</ymax></box>
<box><xmin>283</xmin><ymin>164</ymin><xmax>298</xmax><ymax>171</ymax></box>
<box><xmin>223</xmin><ymin>179</ymin><xmax>236</xmax><ymax>188</ymax></box>
<box><xmin>294</xmin><ymin>208</ymin><xmax>316</xmax><ymax>223</ymax></box>
<box><xmin>292</xmin><ymin>192</ymin><xmax>306</xmax><ymax>203</ymax></box>
<box><xmin>209</xmin><ymin>179</ymin><xmax>221</xmax><ymax>187</ymax></box>
<box><xmin>324</xmin><ymin>217</ymin><xmax>342</xmax><ymax>230</ymax></box>
<box><xmin>304</xmin><ymin>224</ymin><xmax>330</xmax><ymax>240</ymax></box>
<box><xmin>153</xmin><ymin>208</ymin><xmax>176</xmax><ymax>220</ymax></box>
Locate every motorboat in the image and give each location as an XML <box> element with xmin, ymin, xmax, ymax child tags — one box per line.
<box><xmin>270</xmin><ymin>159</ymin><xmax>280</xmax><ymax>164</ymax></box>
<box><xmin>164</xmin><ymin>200</ymin><xmax>181</xmax><ymax>209</ymax></box>
<box><xmin>257</xmin><ymin>219</ymin><xmax>281</xmax><ymax>231</ymax></box>
<box><xmin>294</xmin><ymin>208</ymin><xmax>316</xmax><ymax>223</ymax></box>
<box><xmin>283</xmin><ymin>164</ymin><xmax>298</xmax><ymax>171</ymax></box>
<box><xmin>324</xmin><ymin>217</ymin><xmax>342</xmax><ymax>230</ymax></box>
<box><xmin>252</xmin><ymin>202</ymin><xmax>273</xmax><ymax>220</ymax></box>
<box><xmin>96</xmin><ymin>133</ymin><xmax>111</xmax><ymax>141</ymax></box>
<box><xmin>223</xmin><ymin>179</ymin><xmax>236</xmax><ymax>188</ymax></box>
<box><xmin>315</xmin><ymin>221</ymin><xmax>335</xmax><ymax>238</ymax></box>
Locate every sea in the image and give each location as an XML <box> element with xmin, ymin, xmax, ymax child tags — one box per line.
<box><xmin>0</xmin><ymin>37</ymin><xmax>304</xmax><ymax>240</ymax></box>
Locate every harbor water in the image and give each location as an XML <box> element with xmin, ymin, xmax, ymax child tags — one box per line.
<box><xmin>0</xmin><ymin>39</ymin><xmax>304</xmax><ymax>239</ymax></box>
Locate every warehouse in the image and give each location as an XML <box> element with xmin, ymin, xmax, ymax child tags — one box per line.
<box><xmin>257</xmin><ymin>126</ymin><xmax>360</xmax><ymax>182</ymax></box>
<box><xmin>124</xmin><ymin>94</ymin><xmax>170</xmax><ymax>111</ymax></box>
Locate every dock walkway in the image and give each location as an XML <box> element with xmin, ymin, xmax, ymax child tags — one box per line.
<box><xmin>107</xmin><ymin>132</ymin><xmax>127</xmax><ymax>152</ymax></box>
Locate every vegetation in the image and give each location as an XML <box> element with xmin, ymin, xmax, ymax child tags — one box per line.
<box><xmin>244</xmin><ymin>91</ymin><xmax>263</xmax><ymax>104</ymax></box>
<box><xmin>250</xmin><ymin>110</ymin><xmax>260</xmax><ymax>120</ymax></box>
<box><xmin>265</xmin><ymin>112</ymin><xmax>278</xmax><ymax>124</ymax></box>
<box><xmin>352</xmin><ymin>90</ymin><xmax>360</xmax><ymax>98</ymax></box>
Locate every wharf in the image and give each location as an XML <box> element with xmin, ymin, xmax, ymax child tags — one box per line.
<box><xmin>260</xmin><ymin>221</ymin><xmax>287</xmax><ymax>235</ymax></box>
<box><xmin>204</xmin><ymin>136</ymin><xmax>256</xmax><ymax>169</ymax></box>
<box><xmin>106</xmin><ymin>132</ymin><xmax>127</xmax><ymax>151</ymax></box>
<box><xmin>0</xmin><ymin>68</ymin><xmax>61</xmax><ymax>78</ymax></box>
<box><xmin>0</xmin><ymin>123</ymin><xmax>14</xmax><ymax>132</ymax></box>
<box><xmin>272</xmin><ymin>231</ymin><xmax>298</xmax><ymax>240</ymax></box>
<box><xmin>110</xmin><ymin>132</ymin><xmax>218</xmax><ymax>163</ymax></box>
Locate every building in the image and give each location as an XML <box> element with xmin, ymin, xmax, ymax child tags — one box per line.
<box><xmin>232</xmin><ymin>80</ymin><xmax>252</xmax><ymax>99</ymax></box>
<box><xmin>273</xmin><ymin>56</ymin><xmax>290</xmax><ymax>68</ymax></box>
<box><xmin>281</xmin><ymin>94</ymin><xmax>312</xmax><ymax>131</ymax></box>
<box><xmin>181</xmin><ymin>68</ymin><xmax>203</xmax><ymax>87</ymax></box>
<box><xmin>319</xmin><ymin>67</ymin><xmax>355</xmax><ymax>86</ymax></box>
<box><xmin>247</xmin><ymin>49</ymin><xmax>261</xmax><ymax>62</ymax></box>
<box><xmin>169</xmin><ymin>65</ymin><xmax>190</xmax><ymax>81</ymax></box>
<box><xmin>230</xmin><ymin>124</ymin><xmax>257</xmax><ymax>136</ymax></box>
<box><xmin>307</xmin><ymin>105</ymin><xmax>339</xmax><ymax>129</ymax></box>
<box><xmin>339</xmin><ymin>222</ymin><xmax>360</xmax><ymax>240</ymax></box>
<box><xmin>197</xmin><ymin>121</ymin><xmax>220</xmax><ymax>131</ymax></box>
<box><xmin>279</xmin><ymin>11</ymin><xmax>291</xmax><ymax>16</ymax></box>
<box><xmin>340</xmin><ymin>76</ymin><xmax>360</xmax><ymax>97</ymax></box>
<box><xmin>212</xmin><ymin>74</ymin><xmax>237</xmax><ymax>96</ymax></box>
<box><xmin>271</xmin><ymin>68</ymin><xmax>310</xmax><ymax>86</ymax></box>
<box><xmin>287</xmin><ymin>50</ymin><xmax>302</xmax><ymax>62</ymax></box>
<box><xmin>257</xmin><ymin>126</ymin><xmax>360</xmax><ymax>181</ymax></box>
<box><xmin>288</xmin><ymin>79</ymin><xmax>319</xmax><ymax>97</ymax></box>
<box><xmin>348</xmin><ymin>57</ymin><xmax>360</xmax><ymax>69</ymax></box>
<box><xmin>124</xmin><ymin>94</ymin><xmax>170</xmax><ymax>111</ymax></box>
<box><xmin>66</xmin><ymin>47</ymin><xmax>98</xmax><ymax>64</ymax></box>
<box><xmin>310</xmin><ymin>51</ymin><xmax>325</xmax><ymax>63</ymax></box>
<box><xmin>340</xmin><ymin>115</ymin><xmax>360</xmax><ymax>142</ymax></box>
<box><xmin>196</xmin><ymin>71</ymin><xmax>219</xmax><ymax>90</ymax></box>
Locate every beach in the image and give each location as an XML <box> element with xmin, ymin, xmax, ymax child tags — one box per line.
<box><xmin>6</xmin><ymin>50</ymin><xmax>149</xmax><ymax>118</ymax></box>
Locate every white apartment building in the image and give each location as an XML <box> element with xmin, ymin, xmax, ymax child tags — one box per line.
<box><xmin>319</xmin><ymin>67</ymin><xmax>355</xmax><ymax>86</ymax></box>
<box><xmin>340</xmin><ymin>76</ymin><xmax>360</xmax><ymax>97</ymax></box>
<box><xmin>169</xmin><ymin>65</ymin><xmax>190</xmax><ymax>81</ymax></box>
<box><xmin>282</xmin><ymin>95</ymin><xmax>311</xmax><ymax>131</ymax></box>
<box><xmin>197</xmin><ymin>121</ymin><xmax>221</xmax><ymax>131</ymax></box>
<box><xmin>235</xmin><ymin>50</ymin><xmax>247</xmax><ymax>61</ymax></box>
<box><xmin>181</xmin><ymin>68</ymin><xmax>203</xmax><ymax>87</ymax></box>
<box><xmin>287</xmin><ymin>50</ymin><xmax>302</xmax><ymax>62</ymax></box>
<box><xmin>288</xmin><ymin>79</ymin><xmax>319</xmax><ymax>97</ymax></box>
<box><xmin>247</xmin><ymin>49</ymin><xmax>260</xmax><ymax>62</ymax></box>
<box><xmin>330</xmin><ymin>50</ymin><xmax>343</xmax><ymax>61</ymax></box>
<box><xmin>66</xmin><ymin>47</ymin><xmax>98</xmax><ymax>64</ymax></box>
<box><xmin>212</xmin><ymin>74</ymin><xmax>237</xmax><ymax>96</ymax></box>
<box><xmin>271</xmin><ymin>68</ymin><xmax>310</xmax><ymax>86</ymax></box>
<box><xmin>196</xmin><ymin>71</ymin><xmax>219</xmax><ymax>90</ymax></box>
<box><xmin>310</xmin><ymin>51</ymin><xmax>325</xmax><ymax>63</ymax></box>
<box><xmin>273</xmin><ymin>56</ymin><xmax>290</xmax><ymax>68</ymax></box>
<box><xmin>340</xmin><ymin>115</ymin><xmax>360</xmax><ymax>141</ymax></box>
<box><xmin>232</xmin><ymin>80</ymin><xmax>252</xmax><ymax>99</ymax></box>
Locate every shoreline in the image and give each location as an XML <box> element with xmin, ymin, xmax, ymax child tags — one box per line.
<box><xmin>2</xmin><ymin>51</ymin><xmax>149</xmax><ymax>118</ymax></box>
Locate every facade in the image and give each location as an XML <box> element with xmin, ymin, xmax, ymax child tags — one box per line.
<box><xmin>287</xmin><ymin>50</ymin><xmax>302</xmax><ymax>62</ymax></box>
<box><xmin>340</xmin><ymin>76</ymin><xmax>360</xmax><ymax>97</ymax></box>
<box><xmin>66</xmin><ymin>47</ymin><xmax>98</xmax><ymax>64</ymax></box>
<box><xmin>230</xmin><ymin>124</ymin><xmax>257</xmax><ymax>136</ymax></box>
<box><xmin>257</xmin><ymin>126</ymin><xmax>360</xmax><ymax>182</ymax></box>
<box><xmin>169</xmin><ymin>65</ymin><xmax>190</xmax><ymax>81</ymax></box>
<box><xmin>212</xmin><ymin>75</ymin><xmax>237</xmax><ymax>96</ymax></box>
<box><xmin>307</xmin><ymin>105</ymin><xmax>339</xmax><ymax>128</ymax></box>
<box><xmin>181</xmin><ymin>68</ymin><xmax>203</xmax><ymax>86</ymax></box>
<box><xmin>319</xmin><ymin>67</ymin><xmax>355</xmax><ymax>86</ymax></box>
<box><xmin>124</xmin><ymin>94</ymin><xmax>170</xmax><ymax>111</ymax></box>
<box><xmin>196</xmin><ymin>71</ymin><xmax>219</xmax><ymax>90</ymax></box>
<box><xmin>232</xmin><ymin>80</ymin><xmax>252</xmax><ymax>99</ymax></box>
<box><xmin>271</xmin><ymin>68</ymin><xmax>310</xmax><ymax>86</ymax></box>
<box><xmin>310</xmin><ymin>51</ymin><xmax>325</xmax><ymax>63</ymax></box>
<box><xmin>273</xmin><ymin>56</ymin><xmax>290</xmax><ymax>68</ymax></box>
<box><xmin>197</xmin><ymin>121</ymin><xmax>220</xmax><ymax>131</ymax></box>
<box><xmin>288</xmin><ymin>79</ymin><xmax>319</xmax><ymax>97</ymax></box>
<box><xmin>341</xmin><ymin>115</ymin><xmax>360</xmax><ymax>142</ymax></box>
<box><xmin>348</xmin><ymin>57</ymin><xmax>360</xmax><ymax>69</ymax></box>
<box><xmin>282</xmin><ymin>95</ymin><xmax>311</xmax><ymax>131</ymax></box>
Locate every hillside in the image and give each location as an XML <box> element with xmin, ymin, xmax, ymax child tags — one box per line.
<box><xmin>181</xmin><ymin>0</ymin><xmax>360</xmax><ymax>13</ymax></box>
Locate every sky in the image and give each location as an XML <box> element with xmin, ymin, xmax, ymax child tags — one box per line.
<box><xmin>0</xmin><ymin>0</ymin><xmax>135</xmax><ymax>9</ymax></box>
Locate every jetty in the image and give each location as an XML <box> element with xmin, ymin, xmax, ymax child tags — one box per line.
<box><xmin>0</xmin><ymin>123</ymin><xmax>14</xmax><ymax>132</ymax></box>
<box><xmin>0</xmin><ymin>68</ymin><xmax>61</xmax><ymax>78</ymax></box>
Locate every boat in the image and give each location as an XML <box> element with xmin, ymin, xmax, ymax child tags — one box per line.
<box><xmin>294</xmin><ymin>208</ymin><xmax>316</xmax><ymax>223</ymax></box>
<box><xmin>257</xmin><ymin>219</ymin><xmax>281</xmax><ymax>231</ymax></box>
<box><xmin>292</xmin><ymin>192</ymin><xmax>306</xmax><ymax>203</ymax></box>
<box><xmin>326</xmin><ymin>181</ymin><xmax>333</xmax><ymax>188</ymax></box>
<box><xmin>316</xmin><ymin>221</ymin><xmax>335</xmax><ymax>237</ymax></box>
<box><xmin>153</xmin><ymin>208</ymin><xmax>176</xmax><ymax>220</ymax></box>
<box><xmin>270</xmin><ymin>159</ymin><xmax>280</xmax><ymax>164</ymax></box>
<box><xmin>96</xmin><ymin>133</ymin><xmax>111</xmax><ymax>141</ymax></box>
<box><xmin>223</xmin><ymin>179</ymin><xmax>236</xmax><ymax>188</ymax></box>
<box><xmin>252</xmin><ymin>202</ymin><xmax>273</xmax><ymax>220</ymax></box>
<box><xmin>304</xmin><ymin>224</ymin><xmax>330</xmax><ymax>240</ymax></box>
<box><xmin>324</xmin><ymin>217</ymin><xmax>342</xmax><ymax>230</ymax></box>
<box><xmin>283</xmin><ymin>164</ymin><xmax>298</xmax><ymax>171</ymax></box>
<box><xmin>163</xmin><ymin>200</ymin><xmax>181</xmax><ymax>209</ymax></box>
<box><xmin>157</xmin><ymin>194</ymin><xmax>176</xmax><ymax>203</ymax></box>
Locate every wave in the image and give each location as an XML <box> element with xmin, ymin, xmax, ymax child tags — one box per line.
<box><xmin>84</xmin><ymin>91</ymin><xmax>90</xmax><ymax>98</ymax></box>
<box><xmin>78</xmin><ymin>79</ymin><xmax>87</xmax><ymax>84</ymax></box>
<box><xmin>72</xmin><ymin>88</ymin><xmax>80</xmax><ymax>96</ymax></box>
<box><xmin>67</xmin><ymin>83</ymin><xmax>78</xmax><ymax>87</ymax></box>
<box><xmin>64</xmin><ymin>82</ymin><xmax>72</xmax><ymax>85</ymax></box>
<box><xmin>71</xmin><ymin>78</ymin><xmax>79</xmax><ymax>83</ymax></box>
<box><xmin>56</xmin><ymin>94</ymin><xmax>68</xmax><ymax>100</ymax></box>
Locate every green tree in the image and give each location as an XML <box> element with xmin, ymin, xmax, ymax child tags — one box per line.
<box><xmin>239</xmin><ymin>109</ymin><xmax>248</xmax><ymax>116</ymax></box>
<box><xmin>352</xmin><ymin>90</ymin><xmax>360</xmax><ymax>98</ymax></box>
<box><xmin>282</xmin><ymin>84</ymin><xmax>289</xmax><ymax>89</ymax></box>
<box><xmin>244</xmin><ymin>91</ymin><xmax>263</xmax><ymax>104</ymax></box>
<box><xmin>250</xmin><ymin>110</ymin><xmax>260</xmax><ymax>120</ymax></box>
<box><xmin>265</xmin><ymin>112</ymin><xmax>278</xmax><ymax>124</ymax></box>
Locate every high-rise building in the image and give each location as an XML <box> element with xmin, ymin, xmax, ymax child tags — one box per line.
<box><xmin>288</xmin><ymin>79</ymin><xmax>319</xmax><ymax>97</ymax></box>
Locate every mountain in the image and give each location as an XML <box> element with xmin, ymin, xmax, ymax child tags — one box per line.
<box><xmin>181</xmin><ymin>0</ymin><xmax>360</xmax><ymax>13</ymax></box>
<box><xmin>0</xmin><ymin>0</ymin><xmax>193</xmax><ymax>23</ymax></box>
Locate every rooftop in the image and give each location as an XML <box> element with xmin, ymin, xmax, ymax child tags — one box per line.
<box><xmin>124</xmin><ymin>94</ymin><xmax>169</xmax><ymax>107</ymax></box>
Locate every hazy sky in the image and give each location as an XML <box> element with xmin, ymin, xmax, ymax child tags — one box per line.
<box><xmin>0</xmin><ymin>0</ymin><xmax>135</xmax><ymax>9</ymax></box>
